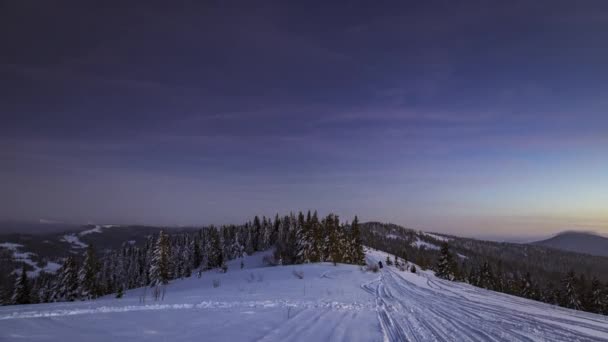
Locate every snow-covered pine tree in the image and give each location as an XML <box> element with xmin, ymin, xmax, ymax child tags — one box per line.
<box><xmin>562</xmin><ymin>270</ymin><xmax>581</xmax><ymax>310</ymax></box>
<box><xmin>78</xmin><ymin>244</ymin><xmax>100</xmax><ymax>299</ymax></box>
<box><xmin>252</xmin><ymin>216</ymin><xmax>262</xmax><ymax>252</ymax></box>
<box><xmin>478</xmin><ymin>262</ymin><xmax>495</xmax><ymax>290</ymax></box>
<box><xmin>53</xmin><ymin>256</ymin><xmax>79</xmax><ymax>302</ymax></box>
<box><xmin>435</xmin><ymin>242</ymin><xmax>456</xmax><ymax>280</ymax></box>
<box><xmin>37</xmin><ymin>276</ymin><xmax>53</xmax><ymax>303</ymax></box>
<box><xmin>309</xmin><ymin>211</ymin><xmax>322</xmax><ymax>263</ymax></box>
<box><xmin>206</xmin><ymin>227</ymin><xmax>223</xmax><ymax>269</ymax></box>
<box><xmin>149</xmin><ymin>230</ymin><xmax>171</xmax><ymax>287</ymax></box>
<box><xmin>12</xmin><ymin>266</ymin><xmax>31</xmax><ymax>305</ymax></box>
<box><xmin>192</xmin><ymin>234</ymin><xmax>203</xmax><ymax>270</ymax></box>
<box><xmin>589</xmin><ymin>277</ymin><xmax>604</xmax><ymax>314</ymax></box>
<box><xmin>262</xmin><ymin>216</ymin><xmax>272</xmax><ymax>250</ymax></box>
<box><xmin>325</xmin><ymin>214</ymin><xmax>341</xmax><ymax>264</ymax></box>
<box><xmin>350</xmin><ymin>216</ymin><xmax>365</xmax><ymax>265</ymax></box>
<box><xmin>519</xmin><ymin>272</ymin><xmax>535</xmax><ymax>299</ymax></box>
<box><xmin>294</xmin><ymin>212</ymin><xmax>306</xmax><ymax>263</ymax></box>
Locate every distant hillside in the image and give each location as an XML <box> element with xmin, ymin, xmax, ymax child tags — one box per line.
<box><xmin>532</xmin><ymin>231</ymin><xmax>608</xmax><ymax>257</ymax></box>
<box><xmin>360</xmin><ymin>222</ymin><xmax>608</xmax><ymax>283</ymax></box>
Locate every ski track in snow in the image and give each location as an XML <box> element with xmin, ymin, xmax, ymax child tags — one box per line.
<box><xmin>364</xmin><ymin>255</ymin><xmax>608</xmax><ymax>341</ymax></box>
<box><xmin>0</xmin><ymin>300</ymin><xmax>374</xmax><ymax>321</ymax></box>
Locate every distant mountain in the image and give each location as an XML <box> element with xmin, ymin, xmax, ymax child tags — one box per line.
<box><xmin>532</xmin><ymin>231</ymin><xmax>608</xmax><ymax>257</ymax></box>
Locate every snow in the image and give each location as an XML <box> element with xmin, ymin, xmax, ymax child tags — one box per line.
<box><xmin>79</xmin><ymin>225</ymin><xmax>103</xmax><ymax>236</ymax></box>
<box><xmin>1</xmin><ymin>249</ymin><xmax>607</xmax><ymax>341</ymax></box>
<box><xmin>61</xmin><ymin>234</ymin><xmax>88</xmax><ymax>248</ymax></box>
<box><xmin>423</xmin><ymin>232</ymin><xmax>451</xmax><ymax>242</ymax></box>
<box><xmin>0</xmin><ymin>242</ymin><xmax>61</xmax><ymax>277</ymax></box>
<box><xmin>411</xmin><ymin>238</ymin><xmax>441</xmax><ymax>250</ymax></box>
<box><xmin>42</xmin><ymin>261</ymin><xmax>62</xmax><ymax>273</ymax></box>
<box><xmin>0</xmin><ymin>242</ymin><xmax>24</xmax><ymax>251</ymax></box>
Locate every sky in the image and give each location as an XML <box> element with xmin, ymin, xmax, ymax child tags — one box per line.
<box><xmin>1</xmin><ymin>1</ymin><xmax>607</xmax><ymax>240</ymax></box>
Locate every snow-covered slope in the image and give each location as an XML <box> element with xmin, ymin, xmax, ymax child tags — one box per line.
<box><xmin>1</xmin><ymin>250</ymin><xmax>607</xmax><ymax>341</ymax></box>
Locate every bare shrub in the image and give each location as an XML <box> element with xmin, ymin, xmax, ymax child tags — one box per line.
<box><xmin>292</xmin><ymin>269</ymin><xmax>304</xmax><ymax>279</ymax></box>
<box><xmin>212</xmin><ymin>279</ymin><xmax>221</xmax><ymax>288</ymax></box>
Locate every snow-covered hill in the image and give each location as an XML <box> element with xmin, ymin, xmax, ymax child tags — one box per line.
<box><xmin>1</xmin><ymin>249</ymin><xmax>607</xmax><ymax>341</ymax></box>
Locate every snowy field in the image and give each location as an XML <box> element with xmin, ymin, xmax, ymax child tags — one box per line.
<box><xmin>1</xmin><ymin>249</ymin><xmax>607</xmax><ymax>341</ymax></box>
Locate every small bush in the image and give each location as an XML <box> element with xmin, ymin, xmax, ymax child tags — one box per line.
<box><xmin>292</xmin><ymin>270</ymin><xmax>304</xmax><ymax>279</ymax></box>
<box><xmin>410</xmin><ymin>265</ymin><xmax>417</xmax><ymax>273</ymax></box>
<box><xmin>212</xmin><ymin>279</ymin><xmax>221</xmax><ymax>288</ymax></box>
<box><xmin>386</xmin><ymin>256</ymin><xmax>393</xmax><ymax>266</ymax></box>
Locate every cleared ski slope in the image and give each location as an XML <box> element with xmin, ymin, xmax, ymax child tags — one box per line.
<box><xmin>1</xmin><ymin>249</ymin><xmax>607</xmax><ymax>341</ymax></box>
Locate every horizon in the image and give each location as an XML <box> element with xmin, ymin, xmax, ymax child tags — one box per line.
<box><xmin>1</xmin><ymin>1</ymin><xmax>607</xmax><ymax>239</ymax></box>
<box><xmin>3</xmin><ymin>216</ymin><xmax>608</xmax><ymax>244</ymax></box>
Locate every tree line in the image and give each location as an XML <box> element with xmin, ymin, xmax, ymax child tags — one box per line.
<box><xmin>433</xmin><ymin>242</ymin><xmax>608</xmax><ymax>315</ymax></box>
<box><xmin>5</xmin><ymin>211</ymin><xmax>365</xmax><ymax>305</ymax></box>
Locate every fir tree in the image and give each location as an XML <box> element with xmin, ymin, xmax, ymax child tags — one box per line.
<box><xmin>78</xmin><ymin>245</ymin><xmax>100</xmax><ymax>299</ymax></box>
<box><xmin>479</xmin><ymin>262</ymin><xmax>495</xmax><ymax>290</ymax></box>
<box><xmin>149</xmin><ymin>230</ymin><xmax>171</xmax><ymax>287</ymax></box>
<box><xmin>12</xmin><ymin>266</ymin><xmax>31</xmax><ymax>305</ymax></box>
<box><xmin>350</xmin><ymin>216</ymin><xmax>365</xmax><ymax>265</ymax></box>
<box><xmin>54</xmin><ymin>256</ymin><xmax>79</xmax><ymax>302</ymax></box>
<box><xmin>436</xmin><ymin>242</ymin><xmax>457</xmax><ymax>280</ymax></box>
<box><xmin>519</xmin><ymin>272</ymin><xmax>535</xmax><ymax>299</ymax></box>
<box><xmin>589</xmin><ymin>277</ymin><xmax>604</xmax><ymax>314</ymax></box>
<box><xmin>562</xmin><ymin>270</ymin><xmax>581</xmax><ymax>310</ymax></box>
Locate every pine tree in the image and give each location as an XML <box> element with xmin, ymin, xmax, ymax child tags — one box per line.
<box><xmin>562</xmin><ymin>270</ymin><xmax>581</xmax><ymax>310</ymax></box>
<box><xmin>12</xmin><ymin>266</ymin><xmax>31</xmax><ymax>305</ymax></box>
<box><xmin>149</xmin><ymin>230</ymin><xmax>171</xmax><ymax>287</ymax></box>
<box><xmin>53</xmin><ymin>256</ymin><xmax>79</xmax><ymax>302</ymax></box>
<box><xmin>295</xmin><ymin>212</ymin><xmax>306</xmax><ymax>263</ymax></box>
<box><xmin>436</xmin><ymin>242</ymin><xmax>456</xmax><ymax>280</ymax></box>
<box><xmin>310</xmin><ymin>211</ymin><xmax>322</xmax><ymax>262</ymax></box>
<box><xmin>589</xmin><ymin>277</ymin><xmax>604</xmax><ymax>314</ymax></box>
<box><xmin>78</xmin><ymin>245</ymin><xmax>100</xmax><ymax>299</ymax></box>
<box><xmin>252</xmin><ymin>216</ymin><xmax>261</xmax><ymax>252</ymax></box>
<box><xmin>192</xmin><ymin>235</ymin><xmax>203</xmax><ymax>270</ymax></box>
<box><xmin>207</xmin><ymin>227</ymin><xmax>223</xmax><ymax>268</ymax></box>
<box><xmin>479</xmin><ymin>262</ymin><xmax>495</xmax><ymax>290</ymax></box>
<box><xmin>350</xmin><ymin>216</ymin><xmax>365</xmax><ymax>265</ymax></box>
<box><xmin>519</xmin><ymin>272</ymin><xmax>534</xmax><ymax>299</ymax></box>
<box><xmin>386</xmin><ymin>255</ymin><xmax>392</xmax><ymax>266</ymax></box>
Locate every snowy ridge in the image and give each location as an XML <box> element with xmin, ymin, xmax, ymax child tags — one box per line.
<box><xmin>61</xmin><ymin>234</ymin><xmax>88</xmax><ymax>248</ymax></box>
<box><xmin>79</xmin><ymin>225</ymin><xmax>103</xmax><ymax>236</ymax></box>
<box><xmin>1</xmin><ymin>250</ymin><xmax>607</xmax><ymax>341</ymax></box>
<box><xmin>423</xmin><ymin>232</ymin><xmax>451</xmax><ymax>242</ymax></box>
<box><xmin>411</xmin><ymin>238</ymin><xmax>440</xmax><ymax>250</ymax></box>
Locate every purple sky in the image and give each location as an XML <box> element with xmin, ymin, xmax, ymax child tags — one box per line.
<box><xmin>1</xmin><ymin>1</ymin><xmax>607</xmax><ymax>239</ymax></box>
